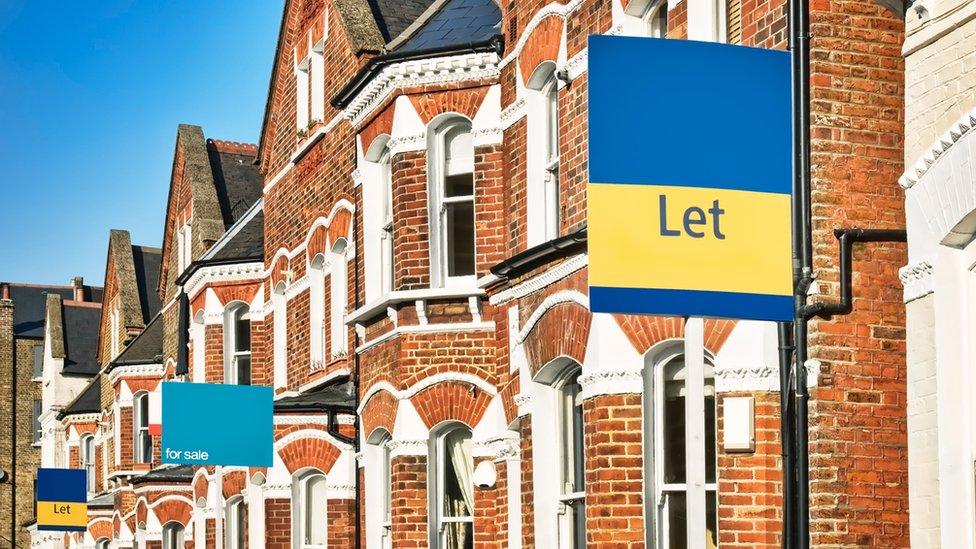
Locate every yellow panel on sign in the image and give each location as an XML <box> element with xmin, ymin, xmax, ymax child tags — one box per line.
<box><xmin>36</xmin><ymin>501</ymin><xmax>89</xmax><ymax>528</ymax></box>
<box><xmin>588</xmin><ymin>183</ymin><xmax>792</xmax><ymax>296</ymax></box>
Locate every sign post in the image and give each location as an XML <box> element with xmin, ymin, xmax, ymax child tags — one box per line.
<box><xmin>587</xmin><ymin>35</ymin><xmax>794</xmax><ymax>547</ymax></box>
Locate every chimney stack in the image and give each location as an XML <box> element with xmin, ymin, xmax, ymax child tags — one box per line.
<box><xmin>71</xmin><ymin>276</ymin><xmax>85</xmax><ymax>302</ymax></box>
<box><xmin>1</xmin><ymin>283</ymin><xmax>8</xmax><ymax>300</ymax></box>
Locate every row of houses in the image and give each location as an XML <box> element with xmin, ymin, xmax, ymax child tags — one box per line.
<box><xmin>2</xmin><ymin>0</ymin><xmax>975</xmax><ymax>546</ymax></box>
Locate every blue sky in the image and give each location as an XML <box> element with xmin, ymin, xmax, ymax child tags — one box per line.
<box><xmin>0</xmin><ymin>0</ymin><xmax>281</xmax><ymax>286</ymax></box>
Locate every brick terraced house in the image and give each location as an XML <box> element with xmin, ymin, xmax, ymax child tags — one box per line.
<box><xmin>23</xmin><ymin>0</ymin><xmax>911</xmax><ymax>546</ymax></box>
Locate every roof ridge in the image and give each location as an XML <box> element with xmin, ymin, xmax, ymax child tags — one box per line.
<box><xmin>207</xmin><ymin>138</ymin><xmax>259</xmax><ymax>156</ymax></box>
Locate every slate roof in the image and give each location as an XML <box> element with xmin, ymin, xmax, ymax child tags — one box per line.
<box><xmin>368</xmin><ymin>0</ymin><xmax>439</xmax><ymax>42</ymax></box>
<box><xmin>110</xmin><ymin>313</ymin><xmax>163</xmax><ymax>368</ymax></box>
<box><xmin>274</xmin><ymin>379</ymin><xmax>356</xmax><ymax>412</ymax></box>
<box><xmin>131</xmin><ymin>245</ymin><xmax>162</xmax><ymax>324</ymax></box>
<box><xmin>210</xmin><ymin>205</ymin><xmax>264</xmax><ymax>262</ymax></box>
<box><xmin>207</xmin><ymin>143</ymin><xmax>263</xmax><ymax>229</ymax></box>
<box><xmin>58</xmin><ymin>377</ymin><xmax>101</xmax><ymax>419</ymax></box>
<box><xmin>88</xmin><ymin>492</ymin><xmax>115</xmax><ymax>509</ymax></box>
<box><xmin>62</xmin><ymin>304</ymin><xmax>103</xmax><ymax>376</ymax></box>
<box><xmin>392</xmin><ymin>0</ymin><xmax>501</xmax><ymax>53</ymax></box>
<box><xmin>7</xmin><ymin>284</ymin><xmax>103</xmax><ymax>338</ymax></box>
<box><xmin>130</xmin><ymin>465</ymin><xmax>195</xmax><ymax>485</ymax></box>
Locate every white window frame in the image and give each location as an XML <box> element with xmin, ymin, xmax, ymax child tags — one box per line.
<box><xmin>162</xmin><ymin>521</ymin><xmax>185</xmax><ymax>549</ymax></box>
<box><xmin>295</xmin><ymin>56</ymin><xmax>311</xmax><ymax>132</ymax></box>
<box><xmin>642</xmin><ymin>0</ymin><xmax>668</xmax><ymax>37</ymax></box>
<box><xmin>32</xmin><ymin>399</ymin><xmax>42</xmax><ymax>444</ymax></box>
<box><xmin>309</xmin><ymin>40</ymin><xmax>325</xmax><ymax>124</ymax></box>
<box><xmin>367</xmin><ymin>431</ymin><xmax>394</xmax><ymax>549</ymax></box>
<box><xmin>225</xmin><ymin>496</ymin><xmax>246</xmax><ymax>549</ymax></box>
<box><xmin>428</xmin><ymin>119</ymin><xmax>476</xmax><ymax>288</ymax></box>
<box><xmin>110</xmin><ymin>308</ymin><xmax>120</xmax><ymax>359</ymax></box>
<box><xmin>428</xmin><ymin>423</ymin><xmax>474</xmax><ymax>548</ymax></box>
<box><xmin>556</xmin><ymin>369</ymin><xmax>585</xmax><ymax>549</ymax></box>
<box><xmin>380</xmin><ymin>148</ymin><xmax>394</xmax><ymax>295</ymax></box>
<box><xmin>293</xmin><ymin>470</ymin><xmax>328</xmax><ymax>549</ymax></box>
<box><xmin>177</xmin><ymin>223</ymin><xmax>193</xmax><ymax>275</ymax></box>
<box><xmin>133</xmin><ymin>391</ymin><xmax>152</xmax><ymax>464</ymax></box>
<box><xmin>95</xmin><ymin>538</ymin><xmax>110</xmax><ymax>549</ymax></box>
<box><xmin>80</xmin><ymin>434</ymin><xmax>96</xmax><ymax>493</ymax></box>
<box><xmin>645</xmin><ymin>351</ymin><xmax>718</xmax><ymax>548</ymax></box>
<box><xmin>223</xmin><ymin>303</ymin><xmax>252</xmax><ymax>385</ymax></box>
<box><xmin>526</xmin><ymin>63</ymin><xmax>561</xmax><ymax>246</ymax></box>
<box><xmin>330</xmin><ymin>240</ymin><xmax>348</xmax><ymax>358</ymax></box>
<box><xmin>542</xmin><ymin>75</ymin><xmax>560</xmax><ymax>241</ymax></box>
<box><xmin>310</xmin><ymin>254</ymin><xmax>327</xmax><ymax>369</ymax></box>
<box><xmin>273</xmin><ymin>286</ymin><xmax>288</xmax><ymax>390</ymax></box>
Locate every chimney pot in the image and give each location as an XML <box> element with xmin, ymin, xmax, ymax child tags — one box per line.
<box><xmin>71</xmin><ymin>276</ymin><xmax>85</xmax><ymax>302</ymax></box>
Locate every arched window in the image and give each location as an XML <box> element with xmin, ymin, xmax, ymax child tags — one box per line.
<box><xmin>429</xmin><ymin>423</ymin><xmax>474</xmax><ymax>549</ymax></box>
<box><xmin>95</xmin><ymin>537</ymin><xmax>110</xmax><ymax>549</ymax></box>
<box><xmin>310</xmin><ymin>254</ymin><xmax>326</xmax><ymax>368</ymax></box>
<box><xmin>293</xmin><ymin>470</ymin><xmax>328</xmax><ymax>549</ymax></box>
<box><xmin>80</xmin><ymin>434</ymin><xmax>96</xmax><ymax>493</ymax></box>
<box><xmin>224</xmin><ymin>303</ymin><xmax>251</xmax><ymax>385</ymax></box>
<box><xmin>367</xmin><ymin>430</ymin><xmax>394</xmax><ymax>549</ymax></box>
<box><xmin>133</xmin><ymin>392</ymin><xmax>151</xmax><ymax>464</ymax></box>
<box><xmin>527</xmin><ymin>64</ymin><xmax>561</xmax><ymax>245</ymax></box>
<box><xmin>645</xmin><ymin>352</ymin><xmax>718</xmax><ymax>548</ymax></box>
<box><xmin>557</xmin><ymin>369</ymin><xmax>585</xmax><ymax>548</ymax></box>
<box><xmin>429</xmin><ymin>119</ymin><xmax>476</xmax><ymax>286</ymax></box>
<box><xmin>643</xmin><ymin>0</ymin><xmax>668</xmax><ymax>37</ymax></box>
<box><xmin>162</xmin><ymin>521</ymin><xmax>185</xmax><ymax>549</ymax></box>
<box><xmin>330</xmin><ymin>240</ymin><xmax>348</xmax><ymax>358</ymax></box>
<box><xmin>225</xmin><ymin>496</ymin><xmax>246</xmax><ymax>549</ymax></box>
<box><xmin>380</xmin><ymin>148</ymin><xmax>395</xmax><ymax>295</ymax></box>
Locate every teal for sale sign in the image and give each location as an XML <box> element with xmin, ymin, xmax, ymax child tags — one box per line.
<box><xmin>161</xmin><ymin>382</ymin><xmax>273</xmax><ymax>467</ymax></box>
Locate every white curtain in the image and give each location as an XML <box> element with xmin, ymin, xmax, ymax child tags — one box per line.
<box><xmin>446</xmin><ymin>432</ymin><xmax>474</xmax><ymax>549</ymax></box>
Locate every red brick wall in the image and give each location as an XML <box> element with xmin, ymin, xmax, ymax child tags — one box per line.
<box><xmin>265</xmin><ymin>498</ymin><xmax>291</xmax><ymax>549</ymax></box>
<box><xmin>391</xmin><ymin>456</ymin><xmax>428</xmax><ymax>547</ymax></box>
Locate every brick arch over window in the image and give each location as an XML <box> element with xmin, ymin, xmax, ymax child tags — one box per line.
<box><xmin>361</xmin><ymin>389</ymin><xmax>399</xmax><ymax>440</ymax></box>
<box><xmin>278</xmin><ymin>435</ymin><xmax>342</xmax><ymax>475</ymax></box>
<box><xmin>193</xmin><ymin>474</ymin><xmax>208</xmax><ymax>502</ymax></box>
<box><xmin>615</xmin><ymin>315</ymin><xmax>736</xmax><ymax>355</ymax></box>
<box><xmin>522</xmin><ymin>301</ymin><xmax>592</xmax><ymax>379</ymax></box>
<box><xmin>270</xmin><ymin>254</ymin><xmax>290</xmax><ymax>288</ymax></box>
<box><xmin>360</xmin><ymin>102</ymin><xmax>395</xmax><ymax>153</ymax></box>
<box><xmin>411</xmin><ymin>381</ymin><xmax>492</xmax><ymax>429</ymax></box>
<box><xmin>214</xmin><ymin>284</ymin><xmax>260</xmax><ymax>308</ymax></box>
<box><xmin>410</xmin><ymin>88</ymin><xmax>490</xmax><ymax>124</ymax></box>
<box><xmin>89</xmin><ymin>519</ymin><xmax>113</xmax><ymax>540</ymax></box>
<box><xmin>328</xmin><ymin>204</ymin><xmax>353</xmax><ymax>245</ymax></box>
<box><xmin>308</xmin><ymin>224</ymin><xmax>328</xmax><ymax>261</ymax></box>
<box><xmin>153</xmin><ymin>497</ymin><xmax>193</xmax><ymax>527</ymax></box>
<box><xmin>135</xmin><ymin>498</ymin><xmax>149</xmax><ymax>524</ymax></box>
<box><xmin>500</xmin><ymin>376</ymin><xmax>520</xmax><ymax>426</ymax></box>
<box><xmin>222</xmin><ymin>471</ymin><xmax>247</xmax><ymax>499</ymax></box>
<box><xmin>305</xmin><ymin>203</ymin><xmax>354</xmax><ymax>261</ymax></box>
<box><xmin>518</xmin><ymin>16</ymin><xmax>563</xmax><ymax>85</ymax></box>
<box><xmin>124</xmin><ymin>515</ymin><xmax>136</xmax><ymax>537</ymax></box>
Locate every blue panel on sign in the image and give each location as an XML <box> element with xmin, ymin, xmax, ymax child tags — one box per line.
<box><xmin>162</xmin><ymin>382</ymin><xmax>273</xmax><ymax>467</ymax></box>
<box><xmin>588</xmin><ymin>35</ymin><xmax>792</xmax><ymax>195</ymax></box>
<box><xmin>36</xmin><ymin>468</ymin><xmax>87</xmax><ymax>503</ymax></box>
<box><xmin>590</xmin><ymin>287</ymin><xmax>794</xmax><ymax>322</ymax></box>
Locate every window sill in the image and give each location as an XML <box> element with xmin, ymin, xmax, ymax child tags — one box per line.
<box><xmin>346</xmin><ymin>287</ymin><xmax>485</xmax><ymax>325</ymax></box>
<box><xmin>291</xmin><ymin>124</ymin><xmax>328</xmax><ymax>164</ymax></box>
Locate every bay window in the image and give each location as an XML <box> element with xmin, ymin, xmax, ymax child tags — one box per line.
<box><xmin>293</xmin><ymin>470</ymin><xmax>327</xmax><ymax>549</ymax></box>
<box><xmin>430</xmin><ymin>119</ymin><xmax>476</xmax><ymax>286</ymax></box>
<box><xmin>224</xmin><ymin>303</ymin><xmax>251</xmax><ymax>385</ymax></box>
<box><xmin>133</xmin><ymin>391</ymin><xmax>152</xmax><ymax>464</ymax></box>
<box><xmin>430</xmin><ymin>424</ymin><xmax>474</xmax><ymax>549</ymax></box>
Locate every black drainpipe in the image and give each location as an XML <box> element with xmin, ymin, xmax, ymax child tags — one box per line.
<box><xmin>789</xmin><ymin>0</ymin><xmax>813</xmax><ymax>543</ymax></box>
<box><xmin>777</xmin><ymin>321</ymin><xmax>795</xmax><ymax>549</ymax></box>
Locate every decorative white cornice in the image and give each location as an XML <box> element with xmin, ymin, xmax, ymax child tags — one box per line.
<box><xmin>132</xmin><ymin>484</ymin><xmax>193</xmax><ymax>495</ymax></box>
<box><xmin>899</xmin><ymin>258</ymin><xmax>935</xmax><ymax>303</ymax></box>
<box><xmin>714</xmin><ymin>360</ymin><xmax>819</xmax><ymax>392</ymax></box>
<box><xmin>901</xmin><ymin>107</ymin><xmax>976</xmax><ymax>189</ymax></box>
<box><xmin>387</xmin><ymin>439</ymin><xmax>428</xmax><ymax>457</ymax></box>
<box><xmin>356</xmin><ymin>321</ymin><xmax>494</xmax><ymax>354</ymax></box>
<box><xmin>580</xmin><ymin>368</ymin><xmax>643</xmax><ymax>399</ymax></box>
<box><xmin>490</xmin><ymin>254</ymin><xmax>588</xmax><ymax>305</ymax></box>
<box><xmin>484</xmin><ymin>435</ymin><xmax>520</xmax><ymax>461</ymax></box>
<box><xmin>263</xmin><ymin>483</ymin><xmax>293</xmax><ymax>499</ymax></box>
<box><xmin>500</xmin><ymin>97</ymin><xmax>526</xmax><ymax>129</ymax></box>
<box><xmin>183</xmin><ymin>262</ymin><xmax>264</xmax><ymax>300</ymax></box>
<box><xmin>513</xmin><ymin>394</ymin><xmax>532</xmax><ymax>417</ymax></box>
<box><xmin>326</xmin><ymin>483</ymin><xmax>356</xmax><ymax>500</ymax></box>
<box><xmin>515</xmin><ymin>290</ymin><xmax>589</xmax><ymax>344</ymax></box>
<box><xmin>565</xmin><ymin>48</ymin><xmax>588</xmax><ymax>81</ymax></box>
<box><xmin>63</xmin><ymin>413</ymin><xmax>101</xmax><ymax>425</ymax></box>
<box><xmin>344</xmin><ymin>52</ymin><xmax>501</xmax><ymax>127</ymax></box>
<box><xmin>473</xmin><ymin>126</ymin><xmax>502</xmax><ymax>147</ymax></box>
<box><xmin>274</xmin><ymin>415</ymin><xmax>331</xmax><ymax>426</ymax></box>
<box><xmin>387</xmin><ymin>132</ymin><xmax>427</xmax><ymax>156</ymax></box>
<box><xmin>109</xmin><ymin>363</ymin><xmax>165</xmax><ymax>383</ymax></box>
<box><xmin>284</xmin><ymin>274</ymin><xmax>311</xmax><ymax>300</ymax></box>
<box><xmin>351</xmin><ymin>168</ymin><xmax>364</xmax><ymax>188</ymax></box>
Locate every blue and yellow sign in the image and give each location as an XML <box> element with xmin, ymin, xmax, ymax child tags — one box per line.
<box><xmin>587</xmin><ymin>35</ymin><xmax>794</xmax><ymax>321</ymax></box>
<box><xmin>36</xmin><ymin>468</ymin><xmax>88</xmax><ymax>532</ymax></box>
<box><xmin>162</xmin><ymin>381</ymin><xmax>273</xmax><ymax>467</ymax></box>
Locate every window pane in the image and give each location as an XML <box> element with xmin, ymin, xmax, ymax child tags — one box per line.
<box><xmin>663</xmin><ymin>384</ymin><xmax>686</xmax><ymax>484</ymax></box>
<box><xmin>234</xmin><ymin>311</ymin><xmax>250</xmax><ymax>352</ymax></box>
<box><xmin>33</xmin><ymin>345</ymin><xmax>43</xmax><ymax>377</ymax></box>
<box><xmin>706</xmin><ymin>491</ymin><xmax>718</xmax><ymax>547</ymax></box>
<box><xmin>705</xmin><ymin>393</ymin><xmax>716</xmax><ymax>484</ymax></box>
<box><xmin>236</xmin><ymin>356</ymin><xmax>251</xmax><ymax>386</ymax></box>
<box><xmin>305</xmin><ymin>475</ymin><xmax>327</xmax><ymax>544</ymax></box>
<box><xmin>33</xmin><ymin>400</ymin><xmax>42</xmax><ymax>443</ymax></box>
<box><xmin>664</xmin><ymin>492</ymin><xmax>687</xmax><ymax>549</ymax></box>
<box><xmin>445</xmin><ymin>173</ymin><xmax>473</xmax><ymax>198</ymax></box>
<box><xmin>446</xmin><ymin>202</ymin><xmax>475</xmax><ymax>277</ymax></box>
<box><xmin>443</xmin><ymin>522</ymin><xmax>473</xmax><ymax>549</ymax></box>
<box><xmin>441</xmin><ymin>429</ymin><xmax>473</xmax><ymax>518</ymax></box>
